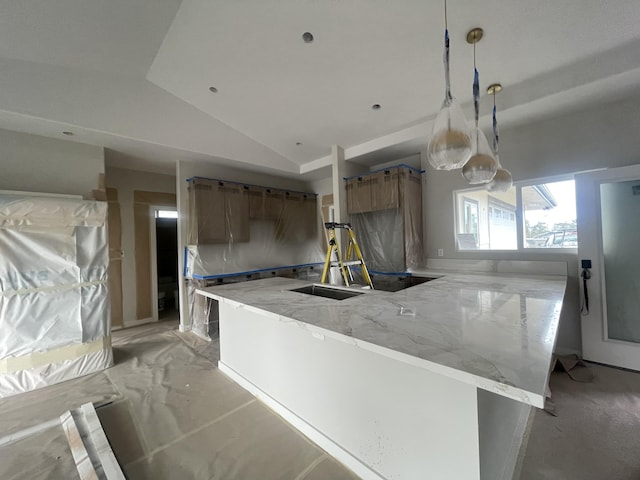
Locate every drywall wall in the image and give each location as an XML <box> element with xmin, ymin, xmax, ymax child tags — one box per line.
<box><xmin>422</xmin><ymin>93</ymin><xmax>640</xmax><ymax>355</ymax></box>
<box><xmin>0</xmin><ymin>129</ymin><xmax>104</xmax><ymax>198</ymax></box>
<box><xmin>105</xmin><ymin>165</ymin><xmax>176</xmax><ymax>326</ymax></box>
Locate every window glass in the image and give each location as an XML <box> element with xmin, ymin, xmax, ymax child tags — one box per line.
<box><xmin>523</xmin><ymin>180</ymin><xmax>577</xmax><ymax>248</ymax></box>
<box><xmin>455</xmin><ymin>187</ymin><xmax>517</xmax><ymax>250</ymax></box>
<box><xmin>454</xmin><ymin>178</ymin><xmax>577</xmax><ymax>251</ymax></box>
<box><xmin>155</xmin><ymin>210</ymin><xmax>178</xmax><ymax>219</ymax></box>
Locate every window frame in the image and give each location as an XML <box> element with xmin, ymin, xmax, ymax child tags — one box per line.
<box><xmin>453</xmin><ymin>174</ymin><xmax>578</xmax><ymax>254</ymax></box>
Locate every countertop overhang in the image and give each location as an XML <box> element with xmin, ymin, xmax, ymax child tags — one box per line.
<box><xmin>197</xmin><ymin>272</ymin><xmax>567</xmax><ymax>408</ymax></box>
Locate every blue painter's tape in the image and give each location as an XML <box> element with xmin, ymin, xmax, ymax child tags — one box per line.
<box><xmin>185</xmin><ymin>176</ymin><xmax>316</xmax><ymax>197</ymax></box>
<box><xmin>182</xmin><ymin>246</ymin><xmax>188</xmax><ymax>278</ymax></box>
<box><xmin>342</xmin><ymin>163</ymin><xmax>425</xmax><ymax>181</ymax></box>
<box><xmin>190</xmin><ymin>262</ymin><xmax>324</xmax><ymax>281</ymax></box>
<box><xmin>369</xmin><ymin>270</ymin><xmax>412</xmax><ymax>277</ymax></box>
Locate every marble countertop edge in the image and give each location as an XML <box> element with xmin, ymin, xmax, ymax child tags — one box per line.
<box><xmin>198</xmin><ymin>287</ymin><xmax>546</xmax><ymax>407</ymax></box>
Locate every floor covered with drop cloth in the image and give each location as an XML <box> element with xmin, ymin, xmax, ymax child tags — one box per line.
<box><xmin>518</xmin><ymin>363</ymin><xmax>640</xmax><ymax>480</ymax></box>
<box><xmin>2</xmin><ymin>320</ymin><xmax>640</xmax><ymax>480</ymax></box>
<box><xmin>0</xmin><ymin>320</ymin><xmax>358</xmax><ymax>480</ymax></box>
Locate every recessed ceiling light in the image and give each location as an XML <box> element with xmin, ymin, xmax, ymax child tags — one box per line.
<box><xmin>371</xmin><ymin>104</ymin><xmax>381</xmax><ymax>111</ymax></box>
<box><xmin>302</xmin><ymin>32</ymin><xmax>314</xmax><ymax>43</ymax></box>
<box><xmin>208</xmin><ymin>86</ymin><xmax>218</xmax><ymax>93</ymax></box>
<box><xmin>62</xmin><ymin>131</ymin><xmax>73</xmax><ymax>136</ymax></box>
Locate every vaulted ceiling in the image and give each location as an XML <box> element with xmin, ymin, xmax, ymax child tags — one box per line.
<box><xmin>1</xmin><ymin>0</ymin><xmax>639</xmax><ymax>176</ymax></box>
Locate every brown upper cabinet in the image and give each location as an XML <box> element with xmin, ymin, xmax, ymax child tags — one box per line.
<box><xmin>346</xmin><ymin>166</ymin><xmax>421</xmax><ymax>215</ymax></box>
<box><xmin>188</xmin><ymin>178</ymin><xmax>249</xmax><ymax>244</ymax></box>
<box><xmin>345</xmin><ymin>165</ymin><xmax>424</xmax><ymax>270</ymax></box>
<box><xmin>188</xmin><ymin>177</ymin><xmax>317</xmax><ymax>245</ymax></box>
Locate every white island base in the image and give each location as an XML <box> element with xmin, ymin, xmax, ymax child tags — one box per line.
<box><xmin>216</xmin><ymin>301</ymin><xmax>531</xmax><ymax>480</ymax></box>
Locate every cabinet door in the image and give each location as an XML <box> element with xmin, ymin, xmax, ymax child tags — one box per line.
<box><xmin>277</xmin><ymin>192</ymin><xmax>303</xmax><ymax>241</ymax></box>
<box><xmin>276</xmin><ymin>192</ymin><xmax>318</xmax><ymax>242</ymax></box>
<box><xmin>248</xmin><ymin>186</ymin><xmax>265</xmax><ymax>219</ymax></box>
<box><xmin>222</xmin><ymin>184</ymin><xmax>250</xmax><ymax>243</ymax></box>
<box><xmin>189</xmin><ymin>181</ymin><xmax>226</xmax><ymax>244</ymax></box>
<box><xmin>348</xmin><ymin>176</ymin><xmax>373</xmax><ymax>213</ymax></box>
<box><xmin>371</xmin><ymin>170</ymin><xmax>399</xmax><ymax>211</ymax></box>
<box><xmin>264</xmin><ymin>190</ymin><xmax>284</xmax><ymax>220</ymax></box>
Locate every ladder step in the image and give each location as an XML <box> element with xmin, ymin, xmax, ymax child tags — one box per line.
<box><xmin>343</xmin><ymin>261</ymin><xmax>364</xmax><ymax>266</ymax></box>
<box><xmin>329</xmin><ymin>260</ymin><xmax>362</xmax><ymax>267</ymax></box>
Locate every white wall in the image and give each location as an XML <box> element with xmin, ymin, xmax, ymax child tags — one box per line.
<box><xmin>423</xmin><ymin>93</ymin><xmax>640</xmax><ymax>355</ymax></box>
<box><xmin>105</xmin><ymin>165</ymin><xmax>176</xmax><ymax>325</ymax></box>
<box><xmin>0</xmin><ymin>129</ymin><xmax>104</xmax><ymax>198</ymax></box>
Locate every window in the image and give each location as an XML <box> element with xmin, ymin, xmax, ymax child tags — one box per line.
<box><xmin>455</xmin><ymin>189</ymin><xmax>517</xmax><ymax>250</ymax></box>
<box><xmin>523</xmin><ymin>180</ymin><xmax>577</xmax><ymax>249</ymax></box>
<box><xmin>155</xmin><ymin>210</ymin><xmax>178</xmax><ymax>219</ymax></box>
<box><xmin>454</xmin><ymin>178</ymin><xmax>577</xmax><ymax>251</ymax></box>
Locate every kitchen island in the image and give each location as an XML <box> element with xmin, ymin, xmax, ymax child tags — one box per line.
<box><xmin>197</xmin><ymin>272</ymin><xmax>566</xmax><ymax>480</ymax></box>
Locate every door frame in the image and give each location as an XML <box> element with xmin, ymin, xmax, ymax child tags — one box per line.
<box><xmin>149</xmin><ymin>205</ymin><xmax>178</xmax><ymax>322</ymax></box>
<box><xmin>576</xmin><ymin>163</ymin><xmax>640</xmax><ymax>370</ymax></box>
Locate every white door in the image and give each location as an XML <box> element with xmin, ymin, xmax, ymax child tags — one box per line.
<box><xmin>576</xmin><ymin>164</ymin><xmax>640</xmax><ymax>370</ymax></box>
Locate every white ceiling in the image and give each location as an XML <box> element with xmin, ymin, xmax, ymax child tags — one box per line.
<box><xmin>1</xmin><ymin>0</ymin><xmax>640</xmax><ymax>177</ymax></box>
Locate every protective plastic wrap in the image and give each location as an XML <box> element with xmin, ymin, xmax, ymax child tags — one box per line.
<box><xmin>186</xmin><ymin>177</ymin><xmax>323</xmax><ymax>278</ymax></box>
<box><xmin>0</xmin><ymin>194</ymin><xmax>112</xmax><ymax>398</ymax></box>
<box><xmin>184</xmin><ymin>177</ymin><xmax>324</xmax><ymax>335</ymax></box>
<box><xmin>345</xmin><ymin>165</ymin><xmax>424</xmax><ymax>273</ymax></box>
<box><xmin>187</xmin><ymin>264</ymin><xmax>321</xmax><ymax>340</ymax></box>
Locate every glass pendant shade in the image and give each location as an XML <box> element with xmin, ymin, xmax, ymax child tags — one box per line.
<box><xmin>428</xmin><ymin>98</ymin><xmax>472</xmax><ymax>170</ymax></box>
<box><xmin>462</xmin><ymin>127</ymin><xmax>498</xmax><ymax>184</ymax></box>
<box><xmin>486</xmin><ymin>158</ymin><xmax>513</xmax><ymax>192</ymax></box>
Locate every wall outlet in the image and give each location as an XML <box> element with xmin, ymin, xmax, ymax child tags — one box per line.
<box><xmin>437</xmin><ymin>248</ymin><xmax>444</xmax><ymax>257</ymax></box>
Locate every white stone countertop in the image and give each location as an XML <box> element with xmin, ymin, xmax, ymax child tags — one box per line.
<box><xmin>197</xmin><ymin>272</ymin><xmax>567</xmax><ymax>408</ymax></box>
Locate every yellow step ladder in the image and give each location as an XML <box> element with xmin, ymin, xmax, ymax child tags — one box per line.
<box><xmin>321</xmin><ymin>222</ymin><xmax>374</xmax><ymax>289</ymax></box>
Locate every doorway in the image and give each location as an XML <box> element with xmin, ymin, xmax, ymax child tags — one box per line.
<box><xmin>150</xmin><ymin>208</ymin><xmax>179</xmax><ymax>321</ymax></box>
<box><xmin>576</xmin><ymin>164</ymin><xmax>640</xmax><ymax>370</ymax></box>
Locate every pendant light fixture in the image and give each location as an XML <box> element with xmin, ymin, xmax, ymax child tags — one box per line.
<box><xmin>427</xmin><ymin>0</ymin><xmax>472</xmax><ymax>171</ymax></box>
<box><xmin>461</xmin><ymin>28</ymin><xmax>498</xmax><ymax>185</ymax></box>
<box><xmin>485</xmin><ymin>83</ymin><xmax>513</xmax><ymax>192</ymax></box>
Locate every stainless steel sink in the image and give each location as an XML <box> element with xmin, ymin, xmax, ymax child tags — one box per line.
<box><xmin>291</xmin><ymin>284</ymin><xmax>365</xmax><ymax>301</ymax></box>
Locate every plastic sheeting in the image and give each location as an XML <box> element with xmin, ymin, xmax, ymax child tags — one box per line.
<box><xmin>0</xmin><ymin>322</ymin><xmax>358</xmax><ymax>480</ymax></box>
<box><xmin>0</xmin><ymin>194</ymin><xmax>112</xmax><ymax>397</ymax></box>
<box><xmin>345</xmin><ymin>165</ymin><xmax>424</xmax><ymax>273</ymax></box>
<box><xmin>185</xmin><ymin>177</ymin><xmax>323</xmax><ymax>278</ymax></box>
<box><xmin>184</xmin><ymin>176</ymin><xmax>324</xmax><ymax>335</ymax></box>
<box><xmin>188</xmin><ymin>265</ymin><xmax>322</xmax><ymax>340</ymax></box>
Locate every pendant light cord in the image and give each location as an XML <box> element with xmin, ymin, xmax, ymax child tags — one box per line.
<box><xmin>473</xmin><ymin>42</ymin><xmax>479</xmax><ymax>128</ymax></box>
<box><xmin>443</xmin><ymin>0</ymin><xmax>452</xmax><ymax>101</ymax></box>
<box><xmin>444</xmin><ymin>0</ymin><xmax>448</xmax><ymax>29</ymax></box>
<box><xmin>492</xmin><ymin>92</ymin><xmax>499</xmax><ymax>156</ymax></box>
<box><xmin>473</xmin><ymin>41</ymin><xmax>480</xmax><ymax>151</ymax></box>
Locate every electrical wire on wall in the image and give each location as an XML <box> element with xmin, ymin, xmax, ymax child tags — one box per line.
<box><xmin>580</xmin><ymin>260</ymin><xmax>591</xmax><ymax>315</ymax></box>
